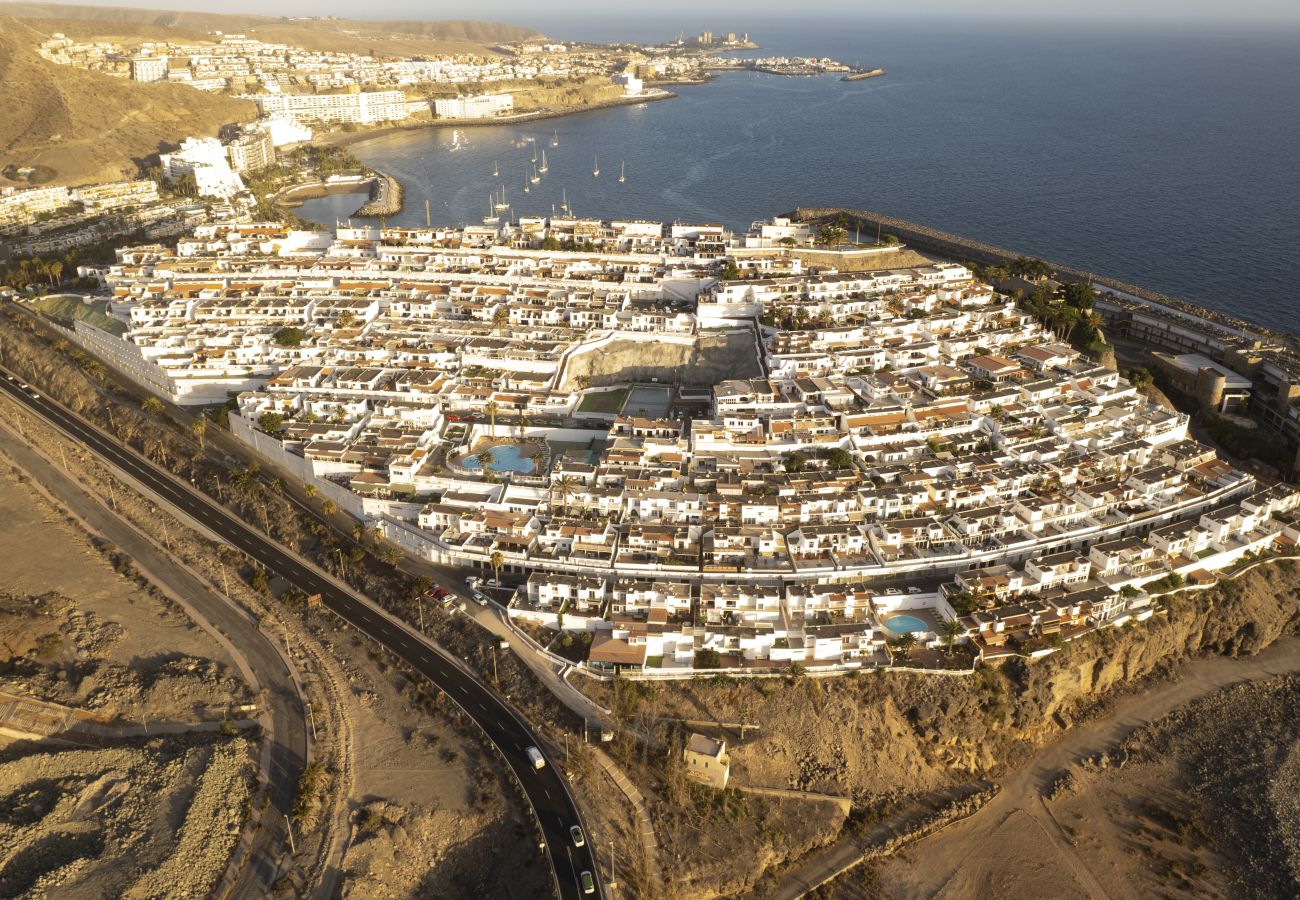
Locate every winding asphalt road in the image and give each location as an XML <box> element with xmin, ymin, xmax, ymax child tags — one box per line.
<box><xmin>0</xmin><ymin>371</ymin><xmax>602</xmax><ymax>900</ymax></box>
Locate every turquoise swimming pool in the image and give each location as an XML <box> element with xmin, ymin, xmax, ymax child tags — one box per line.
<box><xmin>883</xmin><ymin>614</ymin><xmax>930</xmax><ymax>635</ymax></box>
<box><xmin>459</xmin><ymin>443</ymin><xmax>536</xmax><ymax>474</ymax></box>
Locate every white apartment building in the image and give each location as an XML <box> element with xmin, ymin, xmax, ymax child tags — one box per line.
<box><xmin>130</xmin><ymin>55</ymin><xmax>167</xmax><ymax>82</ymax></box>
<box><xmin>433</xmin><ymin>93</ymin><xmax>514</xmax><ymax>119</ymax></box>
<box><xmin>612</xmin><ymin>72</ymin><xmax>644</xmax><ymax>96</ymax></box>
<box><xmin>160</xmin><ymin>137</ymin><xmax>246</xmax><ymax>200</ymax></box>
<box><xmin>255</xmin><ymin>90</ymin><xmax>410</xmax><ymax>125</ymax></box>
<box><xmin>0</xmin><ymin>186</ymin><xmax>73</xmax><ymax>230</ymax></box>
<box><xmin>260</xmin><ymin>115</ymin><xmax>313</xmax><ymax>147</ymax></box>
<box><xmin>226</xmin><ymin>129</ymin><xmax>276</xmax><ymax>173</ymax></box>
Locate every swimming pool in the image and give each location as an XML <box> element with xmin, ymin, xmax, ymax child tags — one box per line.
<box><xmin>459</xmin><ymin>443</ymin><xmax>536</xmax><ymax>474</ymax></box>
<box><xmin>883</xmin><ymin>614</ymin><xmax>930</xmax><ymax>635</ymax></box>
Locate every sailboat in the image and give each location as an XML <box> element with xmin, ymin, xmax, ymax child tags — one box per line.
<box><xmin>492</xmin><ymin>161</ymin><xmax>499</xmax><ymax>177</ymax></box>
<box><xmin>494</xmin><ymin>184</ymin><xmax>509</xmax><ymax>212</ymax></box>
<box><xmin>550</xmin><ymin>129</ymin><xmax>559</xmax><ymax>147</ymax></box>
<box><xmin>482</xmin><ymin>193</ymin><xmax>499</xmax><ymax>225</ymax></box>
<box><xmin>592</xmin><ymin>153</ymin><xmax>600</xmax><ymax>178</ymax></box>
<box><xmin>618</xmin><ymin>160</ymin><xmax>626</xmax><ymax>184</ymax></box>
<box><xmin>530</xmin><ymin>163</ymin><xmax>540</xmax><ymax>185</ymax></box>
<box><xmin>560</xmin><ymin>188</ymin><xmax>570</xmax><ymax>216</ymax></box>
<box><xmin>523</xmin><ymin>172</ymin><xmax>530</xmax><ymax>194</ymax></box>
<box><xmin>538</xmin><ymin>149</ymin><xmax>548</xmax><ymax>174</ymax></box>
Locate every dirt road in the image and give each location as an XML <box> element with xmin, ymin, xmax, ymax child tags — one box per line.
<box><xmin>875</xmin><ymin>636</ymin><xmax>1300</xmax><ymax>898</ymax></box>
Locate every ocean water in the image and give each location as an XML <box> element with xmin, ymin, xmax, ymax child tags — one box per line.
<box><xmin>298</xmin><ymin>17</ymin><xmax>1300</xmax><ymax>332</ymax></box>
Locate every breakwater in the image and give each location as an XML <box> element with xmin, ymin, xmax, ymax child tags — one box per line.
<box><xmin>353</xmin><ymin>172</ymin><xmax>402</xmax><ymax>218</ymax></box>
<box><xmin>789</xmin><ymin>206</ymin><xmax>1294</xmax><ymax>349</ymax></box>
<box><xmin>842</xmin><ymin>68</ymin><xmax>886</xmax><ymax>81</ymax></box>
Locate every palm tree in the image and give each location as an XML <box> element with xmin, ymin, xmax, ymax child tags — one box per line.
<box><xmin>141</xmin><ymin>396</ymin><xmax>164</xmax><ymax>416</ymax></box>
<box><xmin>484</xmin><ymin>401</ymin><xmax>499</xmax><ymax>437</ymax></box>
<box><xmin>320</xmin><ymin>499</ymin><xmax>337</xmax><ymax>516</ymax></box>
<box><xmin>941</xmin><ymin>618</ymin><xmax>964</xmax><ymax>657</ymax></box>
<box><xmin>489</xmin><ymin>550</ymin><xmax>505</xmax><ymax>586</ymax></box>
<box><xmin>551</xmin><ymin>475</ymin><xmax>579</xmax><ymax>514</ymax></box>
<box><xmin>492</xmin><ymin>306</ymin><xmax>509</xmax><ymax>333</ymax></box>
<box><xmin>303</xmin><ymin>483</ymin><xmax>318</xmax><ymax>499</ymax></box>
<box><xmin>891</xmin><ymin>632</ymin><xmax>917</xmax><ymax>662</ymax></box>
<box><xmin>476</xmin><ymin>449</ymin><xmax>495</xmax><ymax>474</ymax></box>
<box><xmin>190</xmin><ymin>417</ymin><xmax>207</xmax><ymax>449</ymax></box>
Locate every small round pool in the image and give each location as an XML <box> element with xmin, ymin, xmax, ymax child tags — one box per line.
<box><xmin>883</xmin><ymin>614</ymin><xmax>930</xmax><ymax>635</ymax></box>
<box><xmin>459</xmin><ymin>443</ymin><xmax>537</xmax><ymax>475</ymax></box>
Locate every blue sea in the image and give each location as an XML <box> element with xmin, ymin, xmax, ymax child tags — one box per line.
<box><xmin>299</xmin><ymin>15</ymin><xmax>1300</xmax><ymax>332</ymax></box>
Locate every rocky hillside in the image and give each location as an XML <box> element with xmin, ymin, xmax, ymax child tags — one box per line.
<box><xmin>562</xmin><ymin>330</ymin><xmax>763</xmax><ymax>390</ymax></box>
<box><xmin>4</xmin><ymin>3</ymin><xmax>541</xmax><ymax>56</ymax></box>
<box><xmin>588</xmin><ymin>560</ymin><xmax>1300</xmax><ymax>808</ymax></box>
<box><xmin>0</xmin><ymin>15</ymin><xmax>254</xmax><ymax>186</ymax></box>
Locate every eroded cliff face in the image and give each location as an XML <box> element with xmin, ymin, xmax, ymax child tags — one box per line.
<box><xmin>904</xmin><ymin>562</ymin><xmax>1300</xmax><ymax>782</ymax></box>
<box><xmin>635</xmin><ymin>562</ymin><xmax>1300</xmax><ymax>807</ymax></box>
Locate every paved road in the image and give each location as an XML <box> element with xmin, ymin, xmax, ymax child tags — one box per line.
<box><xmin>0</xmin><ymin>372</ymin><xmax>602</xmax><ymax>900</ymax></box>
<box><xmin>0</xmin><ymin>414</ymin><xmax>306</xmax><ymax>898</ymax></box>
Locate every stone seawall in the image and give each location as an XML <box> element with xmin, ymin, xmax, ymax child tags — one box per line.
<box><xmin>790</xmin><ymin>206</ymin><xmax>1294</xmax><ymax>350</ymax></box>
<box><xmin>353</xmin><ymin>172</ymin><xmax>402</xmax><ymax>218</ymax></box>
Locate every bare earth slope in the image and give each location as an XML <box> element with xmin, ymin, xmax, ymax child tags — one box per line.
<box><xmin>0</xmin><ymin>14</ymin><xmax>255</xmax><ymax>185</ymax></box>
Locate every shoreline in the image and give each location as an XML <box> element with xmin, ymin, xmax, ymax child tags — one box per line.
<box><xmin>319</xmin><ymin>89</ymin><xmax>678</xmax><ymax>150</ymax></box>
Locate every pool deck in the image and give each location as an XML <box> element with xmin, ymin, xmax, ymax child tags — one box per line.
<box><xmin>453</xmin><ymin>440</ymin><xmax>550</xmax><ymax>476</ymax></box>
<box><xmin>881</xmin><ymin>608</ymin><xmax>945</xmax><ymax>635</ymax></box>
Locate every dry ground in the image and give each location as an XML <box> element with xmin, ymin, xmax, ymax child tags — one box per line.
<box><xmin>0</xmin><ymin>464</ymin><xmax>257</xmax><ymax>897</ymax></box>
<box><xmin>0</xmin><ymin>14</ymin><xmax>255</xmax><ymax>186</ymax></box>
<box><xmin>0</xmin><ymin>465</ymin><xmax>250</xmax><ymax>723</ymax></box>
<box><xmin>315</xmin><ymin>622</ymin><xmax>552</xmax><ymax>900</ymax></box>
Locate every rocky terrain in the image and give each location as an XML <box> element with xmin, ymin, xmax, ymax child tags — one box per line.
<box><xmin>1050</xmin><ymin>675</ymin><xmax>1300</xmax><ymax>899</ymax></box>
<box><xmin>0</xmin><ymin>734</ymin><xmax>255</xmax><ymax>898</ymax></box>
<box><xmin>563</xmin><ymin>330</ymin><xmax>763</xmax><ymax>390</ymax></box>
<box><xmin>0</xmin><ymin>458</ymin><xmax>259</xmax><ymax>898</ymax></box>
<box><xmin>577</xmin><ymin>559</ymin><xmax>1300</xmax><ymax>896</ymax></box>
<box><xmin>318</xmin><ymin>626</ymin><xmax>552</xmax><ymax>900</ymax></box>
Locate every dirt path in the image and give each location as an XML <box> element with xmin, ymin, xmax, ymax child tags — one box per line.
<box><xmin>875</xmin><ymin>636</ymin><xmax>1300</xmax><ymax>898</ymax></box>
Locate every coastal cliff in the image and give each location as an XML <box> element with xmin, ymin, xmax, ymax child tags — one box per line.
<box><xmin>584</xmin><ymin>560</ymin><xmax>1300</xmax><ymax>807</ymax></box>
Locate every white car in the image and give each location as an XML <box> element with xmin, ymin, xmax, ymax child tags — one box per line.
<box><xmin>883</xmin><ymin>587</ymin><xmax>902</xmax><ymax>596</ymax></box>
<box><xmin>906</xmin><ymin>586</ymin><xmax>923</xmax><ymax>595</ymax></box>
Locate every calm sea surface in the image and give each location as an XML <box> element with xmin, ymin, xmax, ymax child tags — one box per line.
<box><xmin>299</xmin><ymin>17</ymin><xmax>1300</xmax><ymax>332</ymax></box>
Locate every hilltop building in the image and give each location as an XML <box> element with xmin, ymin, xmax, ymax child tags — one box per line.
<box><xmin>130</xmin><ymin>55</ymin><xmax>167</xmax><ymax>82</ymax></box>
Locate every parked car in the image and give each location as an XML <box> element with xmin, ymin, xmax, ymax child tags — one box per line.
<box><xmin>884</xmin><ymin>587</ymin><xmax>902</xmax><ymax>596</ymax></box>
<box><xmin>906</xmin><ymin>586</ymin><xmax>923</xmax><ymax>595</ymax></box>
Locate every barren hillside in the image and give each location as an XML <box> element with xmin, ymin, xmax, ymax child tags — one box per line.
<box><xmin>4</xmin><ymin>3</ymin><xmax>541</xmax><ymax>56</ymax></box>
<box><xmin>0</xmin><ymin>14</ymin><xmax>255</xmax><ymax>186</ymax></box>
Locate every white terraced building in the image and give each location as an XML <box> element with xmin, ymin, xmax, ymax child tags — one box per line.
<box><xmin>254</xmin><ymin>90</ymin><xmax>411</xmax><ymax>125</ymax></box>
<box><xmin>62</xmin><ymin>217</ymin><xmax>1298</xmax><ymax>674</ymax></box>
